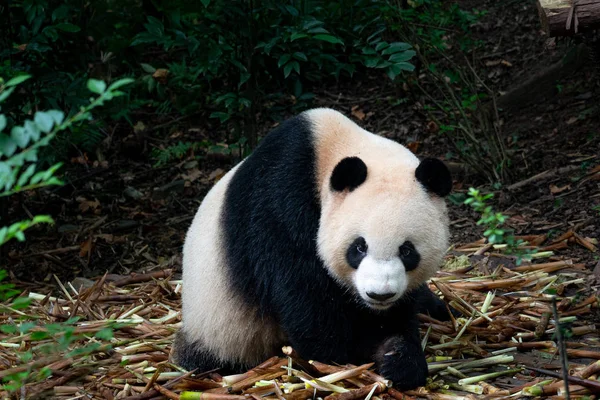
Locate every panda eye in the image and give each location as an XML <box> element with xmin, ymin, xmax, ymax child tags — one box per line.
<box><xmin>356</xmin><ymin>240</ymin><xmax>367</xmax><ymax>254</ymax></box>
<box><xmin>399</xmin><ymin>242</ymin><xmax>413</xmax><ymax>258</ymax></box>
<box><xmin>346</xmin><ymin>237</ymin><xmax>368</xmax><ymax>269</ymax></box>
<box><xmin>399</xmin><ymin>241</ymin><xmax>420</xmax><ymax>271</ymax></box>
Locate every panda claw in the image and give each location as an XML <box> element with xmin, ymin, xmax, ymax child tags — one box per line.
<box><xmin>376</xmin><ymin>337</ymin><xmax>428</xmax><ymax>391</ymax></box>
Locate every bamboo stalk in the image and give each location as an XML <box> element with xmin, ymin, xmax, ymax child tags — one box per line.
<box><xmin>525</xmin><ymin>366</ymin><xmax>600</xmax><ymax>392</ymax></box>
<box><xmin>323</xmin><ymin>383</ymin><xmax>385</xmax><ymax>400</ymax></box>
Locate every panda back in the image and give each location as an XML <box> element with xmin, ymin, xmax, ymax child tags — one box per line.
<box><xmin>222</xmin><ymin>114</ymin><xmax>324</xmax><ymax>311</ymax></box>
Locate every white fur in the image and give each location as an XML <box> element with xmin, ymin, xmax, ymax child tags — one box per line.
<box><xmin>179</xmin><ymin>162</ymin><xmax>285</xmax><ymax>366</ymax></box>
<box><xmin>353</xmin><ymin>256</ymin><xmax>407</xmax><ymax>310</ymax></box>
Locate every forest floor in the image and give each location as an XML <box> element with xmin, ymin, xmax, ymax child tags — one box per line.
<box><xmin>1</xmin><ymin>0</ymin><xmax>600</xmax><ymax>398</ymax></box>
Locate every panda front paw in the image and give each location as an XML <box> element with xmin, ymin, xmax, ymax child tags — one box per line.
<box><xmin>376</xmin><ymin>336</ymin><xmax>428</xmax><ymax>391</ymax></box>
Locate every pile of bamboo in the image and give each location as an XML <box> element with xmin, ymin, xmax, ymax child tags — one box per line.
<box><xmin>0</xmin><ymin>233</ymin><xmax>598</xmax><ymax>399</ymax></box>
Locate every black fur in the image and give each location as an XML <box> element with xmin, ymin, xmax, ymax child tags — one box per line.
<box><xmin>182</xmin><ymin>113</ymin><xmax>451</xmax><ymax>389</ymax></box>
<box><xmin>415</xmin><ymin>158</ymin><xmax>452</xmax><ymax>197</ymax></box>
<box><xmin>399</xmin><ymin>241</ymin><xmax>420</xmax><ymax>272</ymax></box>
<box><xmin>412</xmin><ymin>283</ymin><xmax>455</xmax><ymax>321</ymax></box>
<box><xmin>171</xmin><ymin>330</ymin><xmax>243</xmax><ymax>375</ymax></box>
<box><xmin>330</xmin><ymin>156</ymin><xmax>368</xmax><ymax>192</ymax></box>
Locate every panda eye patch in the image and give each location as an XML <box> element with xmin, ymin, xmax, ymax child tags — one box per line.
<box><xmin>399</xmin><ymin>241</ymin><xmax>420</xmax><ymax>272</ymax></box>
<box><xmin>346</xmin><ymin>237</ymin><xmax>367</xmax><ymax>269</ymax></box>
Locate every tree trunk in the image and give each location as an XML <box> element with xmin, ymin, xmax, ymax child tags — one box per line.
<box><xmin>537</xmin><ymin>0</ymin><xmax>600</xmax><ymax>36</ymax></box>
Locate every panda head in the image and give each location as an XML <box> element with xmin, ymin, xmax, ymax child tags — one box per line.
<box><xmin>316</xmin><ymin>150</ymin><xmax>452</xmax><ymax>311</ymax></box>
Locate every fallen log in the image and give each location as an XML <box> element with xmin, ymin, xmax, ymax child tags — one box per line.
<box><xmin>537</xmin><ymin>0</ymin><xmax>600</xmax><ymax>37</ymax></box>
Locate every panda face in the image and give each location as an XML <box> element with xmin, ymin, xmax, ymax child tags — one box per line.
<box><xmin>308</xmin><ymin>107</ymin><xmax>451</xmax><ymax>311</ymax></box>
<box><xmin>317</xmin><ymin>186</ymin><xmax>449</xmax><ymax>311</ymax></box>
<box><xmin>346</xmin><ymin>237</ymin><xmax>422</xmax><ymax>310</ymax></box>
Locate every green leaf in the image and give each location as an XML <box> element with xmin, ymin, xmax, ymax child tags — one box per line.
<box><xmin>43</xmin><ymin>26</ymin><xmax>59</xmax><ymax>41</ymax></box>
<box><xmin>30</xmin><ymin>170</ymin><xmax>46</xmax><ymax>185</ymax></box>
<box><xmin>201</xmin><ymin>0</ymin><xmax>210</xmax><ymax>7</ymax></box>
<box><xmin>290</xmin><ymin>61</ymin><xmax>300</xmax><ymax>75</ymax></box>
<box><xmin>37</xmin><ymin>366</ymin><xmax>52</xmax><ymax>380</ymax></box>
<box><xmin>0</xmin><ymin>324</ymin><xmax>17</xmax><ymax>334</ymax></box>
<box><xmin>95</xmin><ymin>327</ymin><xmax>114</xmax><ymax>340</ymax></box>
<box><xmin>30</xmin><ymin>331</ymin><xmax>50</xmax><ymax>340</ymax></box>
<box><xmin>283</xmin><ymin>62</ymin><xmax>294</xmax><ymax>78</ymax></box>
<box><xmin>24</xmin><ymin>150</ymin><xmax>37</xmax><ymax>163</ymax></box>
<box><xmin>284</xmin><ymin>5</ymin><xmax>299</xmax><ymax>16</ymax></box>
<box><xmin>382</xmin><ymin>42</ymin><xmax>412</xmax><ymax>55</ymax></box>
<box><xmin>290</xmin><ymin>32</ymin><xmax>308</xmax><ymax>42</ymax></box>
<box><xmin>54</xmin><ymin>23</ymin><xmax>81</xmax><ymax>32</ymax></box>
<box><xmin>389</xmin><ymin>50</ymin><xmax>416</xmax><ymax>63</ymax></box>
<box><xmin>42</xmin><ymin>163</ymin><xmax>63</xmax><ymax>182</ymax></box>
<box><xmin>313</xmin><ymin>34</ymin><xmax>343</xmax><ymax>45</ymax></box>
<box><xmin>5</xmin><ymin>75</ymin><xmax>31</xmax><ymax>87</ymax></box>
<box><xmin>0</xmin><ymin>86</ymin><xmax>16</xmax><ymax>103</ymax></box>
<box><xmin>46</xmin><ymin>110</ymin><xmax>65</xmax><ymax>126</ymax></box>
<box><xmin>0</xmin><ymin>115</ymin><xmax>6</xmax><ymax>132</ymax></box>
<box><xmin>376</xmin><ymin>60</ymin><xmax>392</xmax><ymax>69</ymax></box>
<box><xmin>19</xmin><ymin>322</ymin><xmax>36</xmax><ymax>334</ymax></box>
<box><xmin>140</xmin><ymin>63</ymin><xmax>156</xmax><ymax>74</ymax></box>
<box><xmin>107</xmin><ymin>78</ymin><xmax>135</xmax><ymax>92</ymax></box>
<box><xmin>22</xmin><ymin>120</ymin><xmax>41</xmax><ymax>143</ymax></box>
<box><xmin>308</xmin><ymin>27</ymin><xmax>329</xmax><ymax>34</ymax></box>
<box><xmin>363</xmin><ymin>57</ymin><xmax>380</xmax><ymax>68</ymax></box>
<box><xmin>34</xmin><ymin>111</ymin><xmax>55</xmax><ymax>133</ymax></box>
<box><xmin>0</xmin><ymin>134</ymin><xmax>17</xmax><ymax>157</ymax></box>
<box><xmin>32</xmin><ymin>215</ymin><xmax>54</xmax><ymax>224</ymax></box>
<box><xmin>375</xmin><ymin>41</ymin><xmax>389</xmax><ymax>51</ymax></box>
<box><xmin>0</xmin><ymin>227</ymin><xmax>7</xmax><ymax>245</ymax></box>
<box><xmin>395</xmin><ymin>62</ymin><xmax>415</xmax><ymax>72</ymax></box>
<box><xmin>278</xmin><ymin>54</ymin><xmax>291</xmax><ymax>68</ymax></box>
<box><xmin>209</xmin><ymin>112</ymin><xmax>230</xmax><ymax>123</ymax></box>
<box><xmin>361</xmin><ymin>46</ymin><xmax>377</xmax><ymax>55</ymax></box>
<box><xmin>238</xmin><ymin>72</ymin><xmax>251</xmax><ymax>89</ymax></box>
<box><xmin>293</xmin><ymin>52</ymin><xmax>308</xmax><ymax>62</ymax></box>
<box><xmin>87</xmin><ymin>79</ymin><xmax>107</xmax><ymax>94</ymax></box>
<box><xmin>386</xmin><ymin>64</ymin><xmax>402</xmax><ymax>81</ymax></box>
<box><xmin>52</xmin><ymin>5</ymin><xmax>70</xmax><ymax>22</ymax></box>
<box><xmin>16</xmin><ymin>164</ymin><xmax>36</xmax><ymax>187</ymax></box>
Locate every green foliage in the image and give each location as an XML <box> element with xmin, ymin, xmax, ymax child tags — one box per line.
<box><xmin>0</xmin><ymin>75</ymin><xmax>133</xmax><ymax>246</ymax></box>
<box><xmin>464</xmin><ymin>188</ymin><xmax>535</xmax><ymax>265</ymax></box>
<box><xmin>0</xmin><ymin>75</ymin><xmax>127</xmax><ymax>394</ymax></box>
<box><xmin>3</xmin><ymin>0</ymin><xmax>419</xmax><ymax>159</ymax></box>
<box><xmin>151</xmin><ymin>141</ymin><xmax>203</xmax><ymax>167</ymax></box>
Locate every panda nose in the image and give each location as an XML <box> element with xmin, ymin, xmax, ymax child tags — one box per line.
<box><xmin>366</xmin><ymin>292</ymin><xmax>396</xmax><ymax>301</ymax></box>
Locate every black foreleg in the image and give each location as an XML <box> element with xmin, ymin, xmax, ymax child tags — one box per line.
<box><xmin>412</xmin><ymin>283</ymin><xmax>458</xmax><ymax>321</ymax></box>
<box><xmin>373</xmin><ymin>317</ymin><xmax>428</xmax><ymax>390</ymax></box>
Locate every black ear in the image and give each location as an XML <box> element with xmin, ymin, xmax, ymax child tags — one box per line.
<box><xmin>330</xmin><ymin>157</ymin><xmax>368</xmax><ymax>192</ymax></box>
<box><xmin>415</xmin><ymin>158</ymin><xmax>452</xmax><ymax>197</ymax></box>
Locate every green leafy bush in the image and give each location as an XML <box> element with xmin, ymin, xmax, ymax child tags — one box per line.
<box><xmin>465</xmin><ymin>188</ymin><xmax>536</xmax><ymax>264</ymax></box>
<box><xmin>4</xmin><ymin>0</ymin><xmax>494</xmax><ymax>177</ymax></box>
<box><xmin>3</xmin><ymin>0</ymin><xmax>418</xmax><ymax>158</ymax></box>
<box><xmin>0</xmin><ymin>75</ymin><xmax>133</xmax><ymax>245</ymax></box>
<box><xmin>0</xmin><ymin>75</ymin><xmax>129</xmax><ymax>393</ymax></box>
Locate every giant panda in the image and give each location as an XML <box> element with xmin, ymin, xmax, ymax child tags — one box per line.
<box><xmin>171</xmin><ymin>108</ymin><xmax>453</xmax><ymax>390</ymax></box>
